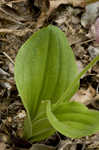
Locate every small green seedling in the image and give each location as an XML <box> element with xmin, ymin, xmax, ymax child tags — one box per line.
<box><xmin>15</xmin><ymin>25</ymin><xmax>99</xmax><ymax>142</ymax></box>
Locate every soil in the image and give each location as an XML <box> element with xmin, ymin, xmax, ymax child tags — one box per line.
<box><xmin>0</xmin><ymin>0</ymin><xmax>99</xmax><ymax>150</ymax></box>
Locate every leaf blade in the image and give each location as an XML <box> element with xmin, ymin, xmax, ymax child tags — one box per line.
<box><xmin>15</xmin><ymin>25</ymin><xmax>78</xmax><ymax>119</ymax></box>
<box><xmin>47</xmin><ymin>101</ymin><xmax>99</xmax><ymax>138</ymax></box>
<box><xmin>30</xmin><ymin>101</ymin><xmax>55</xmax><ymax>142</ymax></box>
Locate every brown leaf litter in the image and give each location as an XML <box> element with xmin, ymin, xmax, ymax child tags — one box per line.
<box><xmin>0</xmin><ymin>0</ymin><xmax>99</xmax><ymax>150</ymax></box>
<box><xmin>36</xmin><ymin>0</ymin><xmax>86</xmax><ymax>28</ymax></box>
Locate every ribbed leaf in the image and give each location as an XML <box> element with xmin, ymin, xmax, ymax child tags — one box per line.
<box><xmin>23</xmin><ymin>112</ymin><xmax>32</xmax><ymax>139</ymax></box>
<box><xmin>47</xmin><ymin>101</ymin><xmax>99</xmax><ymax>138</ymax></box>
<box><xmin>14</xmin><ymin>25</ymin><xmax>78</xmax><ymax>119</ymax></box>
<box><xmin>30</xmin><ymin>101</ymin><xmax>55</xmax><ymax>142</ymax></box>
<box><xmin>31</xmin><ymin>117</ymin><xmax>55</xmax><ymax>142</ymax></box>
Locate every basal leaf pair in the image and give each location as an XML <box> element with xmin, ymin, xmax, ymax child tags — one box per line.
<box><xmin>14</xmin><ymin>25</ymin><xmax>99</xmax><ymax>142</ymax></box>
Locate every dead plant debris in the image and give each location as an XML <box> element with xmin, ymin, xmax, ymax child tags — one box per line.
<box><xmin>0</xmin><ymin>0</ymin><xmax>99</xmax><ymax>150</ymax></box>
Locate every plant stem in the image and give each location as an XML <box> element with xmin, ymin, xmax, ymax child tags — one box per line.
<box><xmin>56</xmin><ymin>55</ymin><xmax>99</xmax><ymax>105</ymax></box>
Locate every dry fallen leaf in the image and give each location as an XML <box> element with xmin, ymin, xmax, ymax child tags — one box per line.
<box><xmin>50</xmin><ymin>0</ymin><xmax>85</xmax><ymax>9</ymax></box>
<box><xmin>71</xmin><ymin>85</ymin><xmax>96</xmax><ymax>105</ymax></box>
<box><xmin>36</xmin><ymin>0</ymin><xmax>85</xmax><ymax>28</ymax></box>
<box><xmin>0</xmin><ymin>142</ymin><xmax>6</xmax><ymax>150</ymax></box>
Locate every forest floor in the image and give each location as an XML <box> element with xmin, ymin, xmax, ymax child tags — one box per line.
<box><xmin>0</xmin><ymin>0</ymin><xmax>99</xmax><ymax>150</ymax></box>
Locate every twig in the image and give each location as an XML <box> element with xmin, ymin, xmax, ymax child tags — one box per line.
<box><xmin>3</xmin><ymin>52</ymin><xmax>14</xmax><ymax>65</ymax></box>
<box><xmin>71</xmin><ymin>38</ymin><xmax>95</xmax><ymax>46</ymax></box>
<box><xmin>79</xmin><ymin>39</ymin><xmax>95</xmax><ymax>45</ymax></box>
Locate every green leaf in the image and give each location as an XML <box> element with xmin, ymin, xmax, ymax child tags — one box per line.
<box><xmin>30</xmin><ymin>117</ymin><xmax>55</xmax><ymax>142</ymax></box>
<box><xmin>29</xmin><ymin>101</ymin><xmax>55</xmax><ymax>142</ymax></box>
<box><xmin>47</xmin><ymin>101</ymin><xmax>99</xmax><ymax>138</ymax></box>
<box><xmin>14</xmin><ymin>25</ymin><xmax>78</xmax><ymax>119</ymax></box>
<box><xmin>23</xmin><ymin>112</ymin><xmax>32</xmax><ymax>139</ymax></box>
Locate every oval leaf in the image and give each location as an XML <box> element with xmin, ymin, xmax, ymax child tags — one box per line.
<box><xmin>47</xmin><ymin>101</ymin><xmax>99</xmax><ymax>138</ymax></box>
<box><xmin>15</xmin><ymin>25</ymin><xmax>78</xmax><ymax>119</ymax></box>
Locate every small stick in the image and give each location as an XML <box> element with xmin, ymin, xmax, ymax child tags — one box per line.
<box><xmin>71</xmin><ymin>39</ymin><xmax>95</xmax><ymax>46</ymax></box>
<box><xmin>79</xmin><ymin>39</ymin><xmax>95</xmax><ymax>45</ymax></box>
<box><xmin>3</xmin><ymin>52</ymin><xmax>14</xmax><ymax>65</ymax></box>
